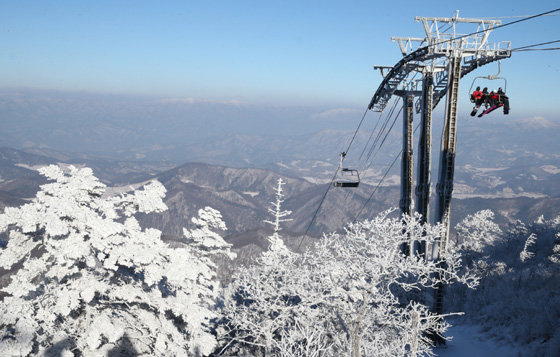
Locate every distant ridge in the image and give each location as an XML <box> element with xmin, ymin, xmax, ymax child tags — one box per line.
<box><xmin>0</xmin><ymin>147</ymin><xmax>558</xmax><ymax>249</ymax></box>
<box><xmin>507</xmin><ymin>116</ymin><xmax>559</xmax><ymax>129</ymax></box>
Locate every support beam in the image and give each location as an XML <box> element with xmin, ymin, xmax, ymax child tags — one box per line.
<box><xmin>415</xmin><ymin>72</ymin><xmax>434</xmax><ymax>258</ymax></box>
<box><xmin>399</xmin><ymin>94</ymin><xmax>415</xmax><ymax>256</ymax></box>
<box><xmin>432</xmin><ymin>55</ymin><xmax>462</xmax><ymax>315</ymax></box>
<box><xmin>400</xmin><ymin>94</ymin><xmax>415</xmax><ymax>218</ymax></box>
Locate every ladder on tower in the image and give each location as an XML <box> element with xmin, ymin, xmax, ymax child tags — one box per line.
<box><xmin>433</xmin><ymin>55</ymin><xmax>462</xmax><ymax>315</ymax></box>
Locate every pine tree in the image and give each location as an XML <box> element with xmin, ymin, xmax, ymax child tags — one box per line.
<box><xmin>262</xmin><ymin>178</ymin><xmax>292</xmax><ymax>259</ymax></box>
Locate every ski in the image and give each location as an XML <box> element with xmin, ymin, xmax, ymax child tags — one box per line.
<box><xmin>489</xmin><ymin>103</ymin><xmax>504</xmax><ymax>115</ymax></box>
<box><xmin>477</xmin><ymin>105</ymin><xmax>495</xmax><ymax>118</ymax></box>
<box><xmin>477</xmin><ymin>104</ymin><xmax>503</xmax><ymax>118</ymax></box>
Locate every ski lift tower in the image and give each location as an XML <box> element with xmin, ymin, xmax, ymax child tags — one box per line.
<box><xmin>417</xmin><ymin>14</ymin><xmax>511</xmax><ymax>315</ymax></box>
<box><xmin>369</xmin><ymin>12</ymin><xmax>511</xmax><ymax>315</ymax></box>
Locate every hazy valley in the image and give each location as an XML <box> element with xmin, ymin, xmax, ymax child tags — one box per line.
<box><xmin>1</xmin><ymin>91</ymin><xmax>559</xmax><ymax>254</ymax></box>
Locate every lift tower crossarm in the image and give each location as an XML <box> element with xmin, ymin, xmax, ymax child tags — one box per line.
<box><xmin>415</xmin><ymin>15</ymin><xmax>503</xmax><ymax>55</ymax></box>
<box><xmin>392</xmin><ymin>37</ymin><xmax>427</xmax><ymax>56</ymax></box>
<box><xmin>415</xmin><ymin>16</ymin><xmax>501</xmax><ymax>25</ymax></box>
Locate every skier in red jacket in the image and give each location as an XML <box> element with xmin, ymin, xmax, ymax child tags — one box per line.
<box><xmin>470</xmin><ymin>86</ymin><xmax>486</xmax><ymax>116</ymax></box>
<box><xmin>472</xmin><ymin>86</ymin><xmax>482</xmax><ymax>100</ymax></box>
<box><xmin>488</xmin><ymin>89</ymin><xmax>499</xmax><ymax>106</ymax></box>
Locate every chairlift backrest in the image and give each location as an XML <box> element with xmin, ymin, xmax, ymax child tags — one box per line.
<box><xmin>467</xmin><ymin>60</ymin><xmax>507</xmax><ymax>102</ymax></box>
<box><xmin>341</xmin><ymin>168</ymin><xmax>358</xmax><ymax>174</ymax></box>
<box><xmin>469</xmin><ymin>77</ymin><xmax>507</xmax><ymax>99</ymax></box>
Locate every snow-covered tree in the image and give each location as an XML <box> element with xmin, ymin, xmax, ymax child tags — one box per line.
<box><xmin>447</xmin><ymin>213</ymin><xmax>560</xmax><ymax>357</ymax></box>
<box><xmin>217</xmin><ymin>177</ymin><xmax>296</xmax><ymax>355</ymax></box>
<box><xmin>550</xmin><ymin>232</ymin><xmax>560</xmax><ymax>264</ymax></box>
<box><xmin>262</xmin><ymin>178</ymin><xmax>292</xmax><ymax>258</ymax></box>
<box><xmin>219</xmin><ymin>210</ymin><xmax>478</xmax><ymax>356</ymax></box>
<box><xmin>454</xmin><ymin>209</ymin><xmax>502</xmax><ymax>254</ymax></box>
<box><xmin>0</xmin><ymin>165</ymin><xmax>233</xmax><ymax>356</ymax></box>
<box><xmin>520</xmin><ymin>233</ymin><xmax>537</xmax><ymax>262</ymax></box>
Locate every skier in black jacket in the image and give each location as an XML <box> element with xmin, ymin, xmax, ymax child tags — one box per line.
<box><xmin>497</xmin><ymin>88</ymin><xmax>510</xmax><ymax>114</ymax></box>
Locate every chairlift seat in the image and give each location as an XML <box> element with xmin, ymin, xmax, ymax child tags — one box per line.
<box><xmin>334</xmin><ymin>181</ymin><xmax>360</xmax><ymax>188</ymax></box>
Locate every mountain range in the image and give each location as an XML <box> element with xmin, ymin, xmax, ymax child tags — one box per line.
<box><xmin>1</xmin><ymin>147</ymin><xmax>558</xmax><ymax>243</ymax></box>
<box><xmin>1</xmin><ymin>89</ymin><xmax>559</xmax><ymax>253</ymax></box>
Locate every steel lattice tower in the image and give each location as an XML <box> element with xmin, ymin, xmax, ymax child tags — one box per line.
<box><xmin>369</xmin><ymin>13</ymin><xmax>511</xmax><ymax>316</ymax></box>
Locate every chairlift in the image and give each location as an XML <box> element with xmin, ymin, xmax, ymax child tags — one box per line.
<box><xmin>333</xmin><ymin>152</ymin><xmax>360</xmax><ymax>188</ymax></box>
<box><xmin>334</xmin><ymin>168</ymin><xmax>360</xmax><ymax>187</ymax></box>
<box><xmin>468</xmin><ymin>60</ymin><xmax>507</xmax><ymax>103</ymax></box>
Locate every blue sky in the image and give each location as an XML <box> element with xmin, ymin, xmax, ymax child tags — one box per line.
<box><xmin>1</xmin><ymin>1</ymin><xmax>559</xmax><ymax>116</ymax></box>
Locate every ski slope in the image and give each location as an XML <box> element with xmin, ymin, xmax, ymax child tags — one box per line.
<box><xmin>435</xmin><ymin>324</ymin><xmax>522</xmax><ymax>357</ymax></box>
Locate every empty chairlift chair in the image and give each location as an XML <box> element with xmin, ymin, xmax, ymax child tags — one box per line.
<box><xmin>334</xmin><ymin>168</ymin><xmax>360</xmax><ymax>188</ymax></box>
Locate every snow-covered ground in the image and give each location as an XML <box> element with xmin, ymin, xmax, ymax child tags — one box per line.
<box><xmin>435</xmin><ymin>324</ymin><xmax>523</xmax><ymax>357</ymax></box>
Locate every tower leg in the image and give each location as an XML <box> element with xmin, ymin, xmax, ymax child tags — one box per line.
<box><xmin>432</xmin><ymin>56</ymin><xmax>462</xmax><ymax>316</ymax></box>
<box><xmin>400</xmin><ymin>94</ymin><xmax>414</xmax><ymax>256</ymax></box>
<box><xmin>415</xmin><ymin>72</ymin><xmax>434</xmax><ymax>259</ymax></box>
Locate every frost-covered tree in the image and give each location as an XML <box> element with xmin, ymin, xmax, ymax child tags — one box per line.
<box><xmin>550</xmin><ymin>232</ymin><xmax>560</xmax><ymax>264</ymax></box>
<box><xmin>217</xmin><ymin>177</ymin><xmax>296</xmax><ymax>355</ymax></box>
<box><xmin>262</xmin><ymin>178</ymin><xmax>292</xmax><ymax>258</ymax></box>
<box><xmin>0</xmin><ymin>165</ymin><xmax>233</xmax><ymax>356</ymax></box>
<box><xmin>454</xmin><ymin>209</ymin><xmax>502</xmax><ymax>254</ymax></box>
<box><xmin>219</xmin><ymin>210</ymin><xmax>478</xmax><ymax>357</ymax></box>
<box><xmin>520</xmin><ymin>233</ymin><xmax>537</xmax><ymax>262</ymax></box>
<box><xmin>447</xmin><ymin>213</ymin><xmax>560</xmax><ymax>356</ymax></box>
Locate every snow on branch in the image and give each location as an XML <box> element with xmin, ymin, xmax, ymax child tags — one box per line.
<box><xmin>520</xmin><ymin>233</ymin><xmax>537</xmax><ymax>262</ymax></box>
